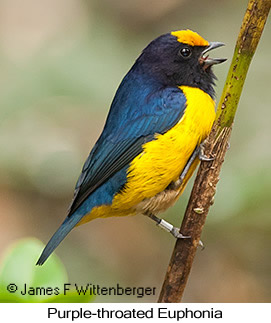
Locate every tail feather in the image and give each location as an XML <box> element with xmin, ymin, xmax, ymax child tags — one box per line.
<box><xmin>36</xmin><ymin>214</ymin><xmax>83</xmax><ymax>266</ymax></box>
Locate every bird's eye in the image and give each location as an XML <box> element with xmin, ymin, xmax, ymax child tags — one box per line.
<box><xmin>179</xmin><ymin>47</ymin><xmax>192</xmax><ymax>58</ymax></box>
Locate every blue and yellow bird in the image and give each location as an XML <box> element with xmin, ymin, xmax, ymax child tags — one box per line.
<box><xmin>37</xmin><ymin>30</ymin><xmax>226</xmax><ymax>265</ymax></box>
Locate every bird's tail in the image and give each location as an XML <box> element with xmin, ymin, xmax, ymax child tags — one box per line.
<box><xmin>36</xmin><ymin>213</ymin><xmax>84</xmax><ymax>266</ymax></box>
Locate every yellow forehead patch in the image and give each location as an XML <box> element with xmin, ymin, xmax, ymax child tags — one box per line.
<box><xmin>171</xmin><ymin>29</ymin><xmax>209</xmax><ymax>46</ymax></box>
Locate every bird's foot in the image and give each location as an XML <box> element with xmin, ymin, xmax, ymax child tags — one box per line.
<box><xmin>199</xmin><ymin>143</ymin><xmax>215</xmax><ymax>162</ymax></box>
<box><xmin>170</xmin><ymin>227</ymin><xmax>191</xmax><ymax>239</ymax></box>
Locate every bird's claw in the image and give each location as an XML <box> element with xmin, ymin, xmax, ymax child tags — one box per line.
<box><xmin>199</xmin><ymin>154</ymin><xmax>215</xmax><ymax>162</ymax></box>
<box><xmin>170</xmin><ymin>227</ymin><xmax>191</xmax><ymax>239</ymax></box>
<box><xmin>199</xmin><ymin>143</ymin><xmax>215</xmax><ymax>162</ymax></box>
<box><xmin>171</xmin><ymin>228</ymin><xmax>205</xmax><ymax>251</ymax></box>
<box><xmin>198</xmin><ymin>239</ymin><xmax>205</xmax><ymax>250</ymax></box>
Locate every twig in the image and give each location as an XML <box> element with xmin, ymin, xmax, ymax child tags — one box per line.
<box><xmin>158</xmin><ymin>0</ymin><xmax>271</xmax><ymax>303</ymax></box>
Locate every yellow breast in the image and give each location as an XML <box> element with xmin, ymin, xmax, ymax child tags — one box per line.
<box><xmin>112</xmin><ymin>86</ymin><xmax>216</xmax><ymax>212</ymax></box>
<box><xmin>78</xmin><ymin>86</ymin><xmax>216</xmax><ymax>225</ymax></box>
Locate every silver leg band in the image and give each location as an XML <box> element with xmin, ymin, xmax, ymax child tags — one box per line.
<box><xmin>158</xmin><ymin>219</ymin><xmax>173</xmax><ymax>233</ymax></box>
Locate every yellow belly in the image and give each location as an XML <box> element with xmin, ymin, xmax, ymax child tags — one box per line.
<box><xmin>78</xmin><ymin>86</ymin><xmax>216</xmax><ymax>225</ymax></box>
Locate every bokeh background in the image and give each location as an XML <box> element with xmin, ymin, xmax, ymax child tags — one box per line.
<box><xmin>0</xmin><ymin>0</ymin><xmax>270</xmax><ymax>302</ymax></box>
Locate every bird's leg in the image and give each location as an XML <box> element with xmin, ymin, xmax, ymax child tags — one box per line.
<box><xmin>178</xmin><ymin>146</ymin><xmax>200</xmax><ymax>185</ymax></box>
<box><xmin>147</xmin><ymin>213</ymin><xmax>190</xmax><ymax>239</ymax></box>
<box><xmin>177</xmin><ymin>143</ymin><xmax>214</xmax><ymax>187</ymax></box>
<box><xmin>147</xmin><ymin>213</ymin><xmax>205</xmax><ymax>248</ymax></box>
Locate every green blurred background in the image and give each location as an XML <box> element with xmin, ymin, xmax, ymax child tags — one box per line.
<box><xmin>0</xmin><ymin>0</ymin><xmax>270</xmax><ymax>302</ymax></box>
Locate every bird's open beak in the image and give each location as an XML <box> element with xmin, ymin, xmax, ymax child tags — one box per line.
<box><xmin>199</xmin><ymin>42</ymin><xmax>227</xmax><ymax>70</ymax></box>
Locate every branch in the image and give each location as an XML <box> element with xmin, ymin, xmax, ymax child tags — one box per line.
<box><xmin>158</xmin><ymin>0</ymin><xmax>271</xmax><ymax>303</ymax></box>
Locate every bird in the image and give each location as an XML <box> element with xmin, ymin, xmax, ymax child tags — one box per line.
<box><xmin>36</xmin><ymin>29</ymin><xmax>226</xmax><ymax>265</ymax></box>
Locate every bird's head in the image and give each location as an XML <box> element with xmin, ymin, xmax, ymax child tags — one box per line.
<box><xmin>138</xmin><ymin>29</ymin><xmax>226</xmax><ymax>98</ymax></box>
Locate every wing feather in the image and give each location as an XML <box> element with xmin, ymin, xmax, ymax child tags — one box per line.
<box><xmin>68</xmin><ymin>86</ymin><xmax>187</xmax><ymax>215</ymax></box>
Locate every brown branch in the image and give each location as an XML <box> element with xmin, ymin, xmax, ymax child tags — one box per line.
<box><xmin>158</xmin><ymin>0</ymin><xmax>271</xmax><ymax>303</ymax></box>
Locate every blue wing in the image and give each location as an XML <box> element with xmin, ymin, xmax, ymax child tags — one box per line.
<box><xmin>36</xmin><ymin>72</ymin><xmax>187</xmax><ymax>266</ymax></box>
<box><xmin>68</xmin><ymin>74</ymin><xmax>187</xmax><ymax>216</ymax></box>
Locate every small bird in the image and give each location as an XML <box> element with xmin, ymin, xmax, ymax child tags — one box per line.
<box><xmin>37</xmin><ymin>29</ymin><xmax>226</xmax><ymax>265</ymax></box>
